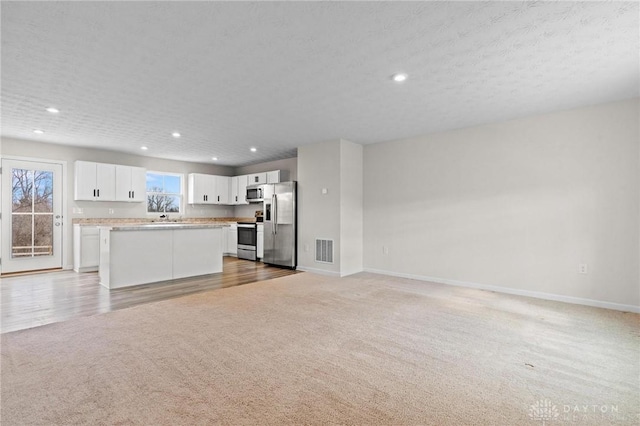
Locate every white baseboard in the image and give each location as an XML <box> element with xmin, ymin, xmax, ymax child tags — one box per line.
<box><xmin>297</xmin><ymin>266</ymin><xmax>341</xmax><ymax>277</ymax></box>
<box><xmin>363</xmin><ymin>268</ymin><xmax>640</xmax><ymax>314</ymax></box>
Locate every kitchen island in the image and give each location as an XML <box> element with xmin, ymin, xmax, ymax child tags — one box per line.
<box><xmin>99</xmin><ymin>223</ymin><xmax>224</xmax><ymax>289</ymax></box>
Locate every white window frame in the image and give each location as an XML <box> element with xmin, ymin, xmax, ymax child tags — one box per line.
<box><xmin>146</xmin><ymin>171</ymin><xmax>184</xmax><ymax>215</ymax></box>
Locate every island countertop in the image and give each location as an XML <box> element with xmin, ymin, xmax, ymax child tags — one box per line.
<box><xmin>100</xmin><ymin>223</ymin><xmax>228</xmax><ymax>231</ymax></box>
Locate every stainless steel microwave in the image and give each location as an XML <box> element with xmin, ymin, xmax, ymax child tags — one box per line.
<box><xmin>246</xmin><ymin>185</ymin><xmax>264</xmax><ymax>203</ymax></box>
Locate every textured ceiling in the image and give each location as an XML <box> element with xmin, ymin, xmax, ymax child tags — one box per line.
<box><xmin>1</xmin><ymin>1</ymin><xmax>638</xmax><ymax>166</ymax></box>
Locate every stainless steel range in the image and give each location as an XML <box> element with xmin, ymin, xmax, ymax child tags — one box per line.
<box><xmin>237</xmin><ymin>222</ymin><xmax>257</xmax><ymax>261</ymax></box>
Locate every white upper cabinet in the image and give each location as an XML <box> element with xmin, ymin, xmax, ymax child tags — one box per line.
<box><xmin>115</xmin><ymin>165</ymin><xmax>146</xmax><ymax>202</ymax></box>
<box><xmin>237</xmin><ymin>175</ymin><xmax>248</xmax><ymax>204</ymax></box>
<box><xmin>188</xmin><ymin>173</ymin><xmax>215</xmax><ymax>204</ymax></box>
<box><xmin>74</xmin><ymin>161</ymin><xmax>116</xmax><ymax>201</ymax></box>
<box><xmin>246</xmin><ymin>170</ymin><xmax>281</xmax><ymax>186</ymax></box>
<box><xmin>266</xmin><ymin>170</ymin><xmax>280</xmax><ymax>183</ymax></box>
<box><xmin>75</xmin><ymin>161</ymin><xmax>145</xmax><ymax>202</ymax></box>
<box><xmin>230</xmin><ymin>176</ymin><xmax>239</xmax><ymax>205</ymax></box>
<box><xmin>230</xmin><ymin>175</ymin><xmax>248</xmax><ymax>205</ymax></box>
<box><xmin>188</xmin><ymin>170</ymin><xmax>282</xmax><ymax>205</ymax></box>
<box><xmin>247</xmin><ymin>172</ymin><xmax>267</xmax><ymax>185</ymax></box>
<box><xmin>130</xmin><ymin>167</ymin><xmax>147</xmax><ymax>202</ymax></box>
<box><xmin>214</xmin><ymin>176</ymin><xmax>230</xmax><ymax>204</ymax></box>
<box><xmin>188</xmin><ymin>174</ymin><xmax>231</xmax><ymax>204</ymax></box>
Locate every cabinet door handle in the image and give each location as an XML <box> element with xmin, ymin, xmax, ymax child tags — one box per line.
<box><xmin>218</xmin><ymin>195</ymin><xmax>220</xmax><ymax>202</ymax></box>
<box><xmin>132</xmin><ymin>191</ymin><xmax>134</xmax><ymax>198</ymax></box>
<box><xmin>93</xmin><ymin>189</ymin><xmax>96</xmax><ymax>197</ymax></box>
<box><xmin>97</xmin><ymin>189</ymin><xmax>100</xmax><ymax>197</ymax></box>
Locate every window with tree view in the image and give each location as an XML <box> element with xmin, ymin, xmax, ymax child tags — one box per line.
<box><xmin>11</xmin><ymin>168</ymin><xmax>54</xmax><ymax>257</ymax></box>
<box><xmin>146</xmin><ymin>172</ymin><xmax>182</xmax><ymax>213</ymax></box>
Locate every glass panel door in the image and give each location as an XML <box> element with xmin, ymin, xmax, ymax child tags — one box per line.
<box><xmin>11</xmin><ymin>169</ymin><xmax>54</xmax><ymax>258</ymax></box>
<box><xmin>2</xmin><ymin>159</ymin><xmax>63</xmax><ymax>273</ymax></box>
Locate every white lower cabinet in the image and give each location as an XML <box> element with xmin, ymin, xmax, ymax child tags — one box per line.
<box><xmin>173</xmin><ymin>229</ymin><xmax>222</xmax><ymax>279</ymax></box>
<box><xmin>99</xmin><ymin>227</ymin><xmax>223</xmax><ymax>289</ymax></box>
<box><xmin>73</xmin><ymin>224</ymin><xmax>100</xmax><ymax>272</ymax></box>
<box><xmin>225</xmin><ymin>224</ymin><xmax>237</xmax><ymax>256</ymax></box>
<box><xmin>257</xmin><ymin>223</ymin><xmax>264</xmax><ymax>259</ymax></box>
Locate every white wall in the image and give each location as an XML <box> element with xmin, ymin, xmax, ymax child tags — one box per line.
<box><xmin>297</xmin><ymin>139</ymin><xmax>363</xmax><ymax>276</ymax></box>
<box><xmin>298</xmin><ymin>140</ymin><xmax>342</xmax><ymax>274</ymax></box>
<box><xmin>364</xmin><ymin>98</ymin><xmax>640</xmax><ymax>309</ymax></box>
<box><xmin>340</xmin><ymin>141</ymin><xmax>363</xmax><ymax>276</ymax></box>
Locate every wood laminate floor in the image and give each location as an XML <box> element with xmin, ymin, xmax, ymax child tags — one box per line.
<box><xmin>1</xmin><ymin>257</ymin><xmax>299</xmax><ymax>334</ymax></box>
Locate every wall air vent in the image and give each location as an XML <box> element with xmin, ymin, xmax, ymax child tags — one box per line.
<box><xmin>315</xmin><ymin>239</ymin><xmax>334</xmax><ymax>264</ymax></box>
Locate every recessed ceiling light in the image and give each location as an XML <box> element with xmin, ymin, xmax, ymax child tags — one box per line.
<box><xmin>250</xmin><ymin>147</ymin><xmax>257</xmax><ymax>152</ymax></box>
<box><xmin>33</xmin><ymin>129</ymin><xmax>44</xmax><ymax>134</ymax></box>
<box><xmin>392</xmin><ymin>73</ymin><xmax>408</xmax><ymax>83</ymax></box>
<box><xmin>46</xmin><ymin>107</ymin><xmax>59</xmax><ymax>114</ymax></box>
<box><xmin>212</xmin><ymin>157</ymin><xmax>218</xmax><ymax>161</ymax></box>
<box><xmin>172</xmin><ymin>132</ymin><xmax>181</xmax><ymax>138</ymax></box>
<box><xmin>140</xmin><ymin>146</ymin><xmax>148</xmax><ymax>151</ymax></box>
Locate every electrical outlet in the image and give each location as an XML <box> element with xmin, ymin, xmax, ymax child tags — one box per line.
<box><xmin>321</xmin><ymin>188</ymin><xmax>328</xmax><ymax>195</ymax></box>
<box><xmin>578</xmin><ymin>263</ymin><xmax>588</xmax><ymax>274</ymax></box>
<box><xmin>108</xmin><ymin>208</ymin><xmax>114</xmax><ymax>215</ymax></box>
<box><xmin>383</xmin><ymin>246</ymin><xmax>389</xmax><ymax>255</ymax></box>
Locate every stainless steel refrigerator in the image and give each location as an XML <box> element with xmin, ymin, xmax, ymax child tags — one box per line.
<box><xmin>263</xmin><ymin>181</ymin><xmax>297</xmax><ymax>269</ymax></box>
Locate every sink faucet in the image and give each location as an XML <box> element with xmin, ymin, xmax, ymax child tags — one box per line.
<box><xmin>159</xmin><ymin>214</ymin><xmax>169</xmax><ymax>222</ymax></box>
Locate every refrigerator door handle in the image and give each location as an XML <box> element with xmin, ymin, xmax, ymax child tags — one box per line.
<box><xmin>272</xmin><ymin>193</ymin><xmax>277</xmax><ymax>235</ymax></box>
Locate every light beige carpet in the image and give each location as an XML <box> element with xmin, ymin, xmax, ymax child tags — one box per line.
<box><xmin>1</xmin><ymin>272</ymin><xmax>638</xmax><ymax>425</ymax></box>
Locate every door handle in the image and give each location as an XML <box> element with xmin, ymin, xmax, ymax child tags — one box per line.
<box><xmin>272</xmin><ymin>194</ymin><xmax>277</xmax><ymax>235</ymax></box>
<box><xmin>55</xmin><ymin>222</ymin><xmax>61</xmax><ymax>226</ymax></box>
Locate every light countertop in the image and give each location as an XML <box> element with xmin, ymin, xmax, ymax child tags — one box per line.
<box><xmin>100</xmin><ymin>223</ymin><xmax>227</xmax><ymax>231</ymax></box>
